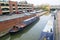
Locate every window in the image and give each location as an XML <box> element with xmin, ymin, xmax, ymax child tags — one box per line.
<box><xmin>2</xmin><ymin>8</ymin><xmax>9</xmax><ymax>11</ymax></box>
<box><xmin>6</xmin><ymin>4</ymin><xmax>9</xmax><ymax>6</ymax></box>
<box><xmin>18</xmin><ymin>5</ymin><xmax>19</xmax><ymax>6</ymax></box>
<box><xmin>1</xmin><ymin>3</ymin><xmax>9</xmax><ymax>6</ymax></box>
<box><xmin>18</xmin><ymin>5</ymin><xmax>21</xmax><ymax>6</ymax></box>
<box><xmin>13</xmin><ymin>4</ymin><xmax>15</xmax><ymax>6</ymax></box>
<box><xmin>13</xmin><ymin>8</ymin><xmax>15</xmax><ymax>10</ymax></box>
<box><xmin>23</xmin><ymin>8</ymin><xmax>25</xmax><ymax>9</ymax></box>
<box><xmin>1</xmin><ymin>3</ymin><xmax>5</xmax><ymax>6</ymax></box>
<box><xmin>18</xmin><ymin>8</ymin><xmax>21</xmax><ymax>9</ymax></box>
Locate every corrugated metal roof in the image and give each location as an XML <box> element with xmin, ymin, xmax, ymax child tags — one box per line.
<box><xmin>43</xmin><ymin>15</ymin><xmax>54</xmax><ymax>32</ymax></box>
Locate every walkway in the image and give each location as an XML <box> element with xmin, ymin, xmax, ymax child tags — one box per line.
<box><xmin>55</xmin><ymin>11</ymin><xmax>60</xmax><ymax>40</ymax></box>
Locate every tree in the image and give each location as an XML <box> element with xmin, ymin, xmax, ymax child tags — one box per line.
<box><xmin>40</xmin><ymin>4</ymin><xmax>50</xmax><ymax>11</ymax></box>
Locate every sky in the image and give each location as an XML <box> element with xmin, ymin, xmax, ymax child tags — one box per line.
<box><xmin>11</xmin><ymin>0</ymin><xmax>60</xmax><ymax>5</ymax></box>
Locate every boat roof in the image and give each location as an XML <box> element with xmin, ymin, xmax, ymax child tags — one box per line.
<box><xmin>43</xmin><ymin>16</ymin><xmax>54</xmax><ymax>33</ymax></box>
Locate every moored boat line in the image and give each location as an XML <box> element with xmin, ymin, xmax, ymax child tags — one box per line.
<box><xmin>0</xmin><ymin>11</ymin><xmax>47</xmax><ymax>37</ymax></box>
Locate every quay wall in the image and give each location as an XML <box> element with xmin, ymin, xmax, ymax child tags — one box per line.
<box><xmin>0</xmin><ymin>14</ymin><xmax>36</xmax><ymax>32</ymax></box>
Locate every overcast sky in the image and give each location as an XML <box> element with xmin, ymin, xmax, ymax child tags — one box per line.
<box><xmin>11</xmin><ymin>0</ymin><xmax>60</xmax><ymax>5</ymax></box>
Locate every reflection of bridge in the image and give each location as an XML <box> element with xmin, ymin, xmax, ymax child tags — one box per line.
<box><xmin>50</xmin><ymin>5</ymin><xmax>60</xmax><ymax>11</ymax></box>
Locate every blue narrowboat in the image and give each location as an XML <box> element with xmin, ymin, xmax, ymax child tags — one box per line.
<box><xmin>40</xmin><ymin>16</ymin><xmax>54</xmax><ymax>40</ymax></box>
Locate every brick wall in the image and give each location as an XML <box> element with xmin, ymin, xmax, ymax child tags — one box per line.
<box><xmin>9</xmin><ymin>1</ymin><xmax>18</xmax><ymax>14</ymax></box>
<box><xmin>0</xmin><ymin>3</ymin><xmax>2</xmax><ymax>15</ymax></box>
<box><xmin>32</xmin><ymin>4</ymin><xmax>34</xmax><ymax>11</ymax></box>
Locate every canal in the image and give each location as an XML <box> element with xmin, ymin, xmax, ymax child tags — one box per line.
<box><xmin>0</xmin><ymin>14</ymin><xmax>50</xmax><ymax>40</ymax></box>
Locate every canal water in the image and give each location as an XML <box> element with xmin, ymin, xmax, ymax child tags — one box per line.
<box><xmin>0</xmin><ymin>14</ymin><xmax>50</xmax><ymax>40</ymax></box>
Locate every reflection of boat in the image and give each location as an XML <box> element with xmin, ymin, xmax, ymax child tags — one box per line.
<box><xmin>9</xmin><ymin>16</ymin><xmax>39</xmax><ymax>33</ymax></box>
<box><xmin>40</xmin><ymin>16</ymin><xmax>54</xmax><ymax>40</ymax></box>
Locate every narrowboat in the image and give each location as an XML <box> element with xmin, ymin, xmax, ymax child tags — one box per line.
<box><xmin>40</xmin><ymin>16</ymin><xmax>54</xmax><ymax>40</ymax></box>
<box><xmin>9</xmin><ymin>16</ymin><xmax>39</xmax><ymax>33</ymax></box>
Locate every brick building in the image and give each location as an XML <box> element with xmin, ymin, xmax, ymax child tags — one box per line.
<box><xmin>0</xmin><ymin>0</ymin><xmax>34</xmax><ymax>15</ymax></box>
<box><xmin>18</xmin><ymin>1</ymin><xmax>34</xmax><ymax>12</ymax></box>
